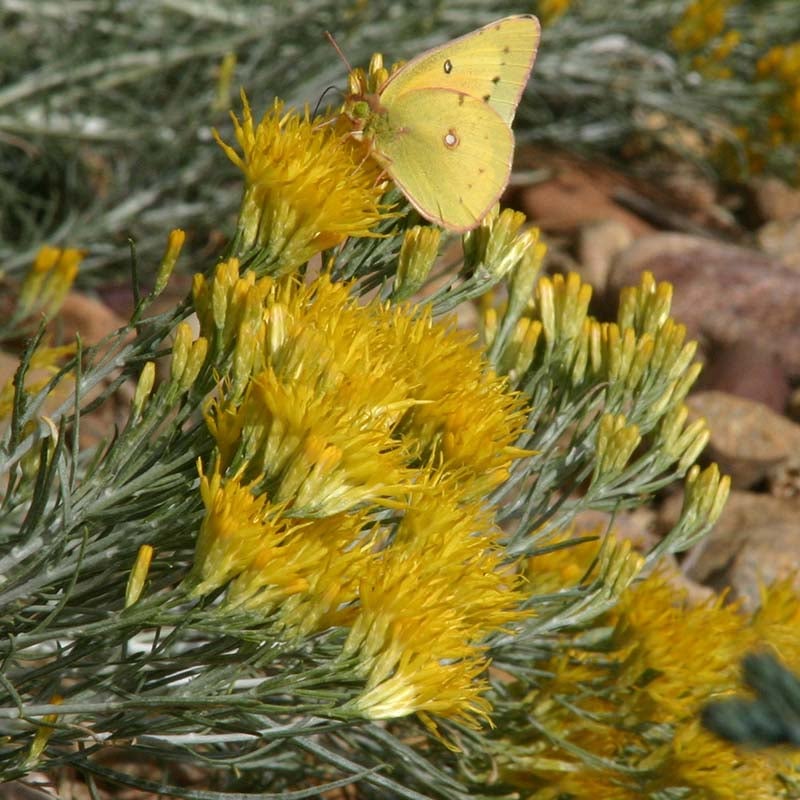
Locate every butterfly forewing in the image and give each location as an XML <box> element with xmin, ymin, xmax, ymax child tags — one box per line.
<box><xmin>379</xmin><ymin>15</ymin><xmax>540</xmax><ymax>126</ymax></box>
<box><xmin>376</xmin><ymin>88</ymin><xmax>514</xmax><ymax>232</ymax></box>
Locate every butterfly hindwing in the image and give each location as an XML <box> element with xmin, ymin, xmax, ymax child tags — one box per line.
<box><xmin>374</xmin><ymin>87</ymin><xmax>514</xmax><ymax>232</ymax></box>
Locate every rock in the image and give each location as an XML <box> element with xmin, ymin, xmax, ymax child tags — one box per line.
<box><xmin>757</xmin><ymin>218</ymin><xmax>800</xmax><ymax>273</ymax></box>
<box><xmin>608</xmin><ymin>233</ymin><xmax>800</xmax><ymax>378</ymax></box>
<box><xmin>687</xmin><ymin>391</ymin><xmax>800</xmax><ymax>489</ymax></box>
<box><xmin>727</xmin><ymin>519</ymin><xmax>800</xmax><ymax>610</ymax></box>
<box><xmin>51</xmin><ymin>291</ymin><xmax>126</xmax><ymax>347</ymax></box>
<box><xmin>509</xmin><ymin>148</ymin><xmax>654</xmax><ymax>236</ymax></box>
<box><xmin>748</xmin><ymin>176</ymin><xmax>800</xmax><ymax>224</ymax></box>
<box><xmin>578</xmin><ymin>219</ymin><xmax>634</xmax><ymax>292</ymax></box>
<box><xmin>663</xmin><ymin>490</ymin><xmax>800</xmax><ymax>609</ymax></box>
<box><xmin>661</xmin><ymin>169</ymin><xmax>721</xmax><ymax>222</ymax></box>
<box><xmin>45</xmin><ymin>292</ymin><xmax>131</xmax><ymax>448</ymax></box>
<box><xmin>768</xmin><ymin>456</ymin><xmax>800</xmax><ymax>501</ymax></box>
<box><xmin>695</xmin><ymin>341</ymin><xmax>789</xmax><ymax>413</ymax></box>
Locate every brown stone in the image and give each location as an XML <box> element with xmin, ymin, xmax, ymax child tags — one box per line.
<box><xmin>757</xmin><ymin>218</ymin><xmax>800</xmax><ymax>273</ymax></box>
<box><xmin>748</xmin><ymin>176</ymin><xmax>800</xmax><ymax>224</ymax></box>
<box><xmin>665</xmin><ymin>491</ymin><xmax>800</xmax><ymax>603</ymax></box>
<box><xmin>608</xmin><ymin>233</ymin><xmax>800</xmax><ymax>378</ymax></box>
<box><xmin>727</xmin><ymin>520</ymin><xmax>800</xmax><ymax>611</ymax></box>
<box><xmin>50</xmin><ymin>291</ymin><xmax>126</xmax><ymax>347</ymax></box>
<box><xmin>696</xmin><ymin>341</ymin><xmax>789</xmax><ymax>412</ymax></box>
<box><xmin>687</xmin><ymin>391</ymin><xmax>800</xmax><ymax>489</ymax></box>
<box><xmin>577</xmin><ymin>219</ymin><xmax>634</xmax><ymax>292</ymax></box>
<box><xmin>509</xmin><ymin>148</ymin><xmax>655</xmax><ymax>236</ymax></box>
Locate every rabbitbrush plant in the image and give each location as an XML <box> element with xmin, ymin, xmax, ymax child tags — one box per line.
<box><xmin>3</xmin><ymin>52</ymin><xmax>797</xmax><ymax>800</ymax></box>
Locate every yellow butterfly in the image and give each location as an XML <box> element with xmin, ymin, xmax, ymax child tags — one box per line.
<box><xmin>343</xmin><ymin>15</ymin><xmax>541</xmax><ymax>232</ymax></box>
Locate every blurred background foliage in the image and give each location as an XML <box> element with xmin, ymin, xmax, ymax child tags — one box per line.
<box><xmin>2</xmin><ymin>0</ymin><xmax>800</xmax><ymax>282</ymax></box>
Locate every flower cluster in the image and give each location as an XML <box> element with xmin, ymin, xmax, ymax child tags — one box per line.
<box><xmin>214</xmin><ymin>93</ymin><xmax>392</xmax><ymax>275</ymax></box>
<box><xmin>485</xmin><ymin>270</ymin><xmax>707</xmax><ymax>446</ymax></box>
<box><xmin>754</xmin><ymin>43</ymin><xmax>800</xmax><ymax>164</ymax></box>
<box><xmin>16</xmin><ymin>245</ymin><xmax>83</xmax><ymax>322</ymax></box>
<box><xmin>190</xmin><ymin>263</ymin><xmax>531</xmax><ymax>724</ymax></box>
<box><xmin>491</xmin><ymin>535</ymin><xmax>797</xmax><ymax>798</ymax></box>
<box><xmin>671</xmin><ymin>0</ymin><xmax>741</xmax><ymax>79</ymax></box>
<box><xmin>0</xmin><ymin>246</ymin><xmax>83</xmax><ymax>421</ymax></box>
<box><xmin>699</xmin><ymin>14</ymin><xmax>800</xmax><ymax>179</ymax></box>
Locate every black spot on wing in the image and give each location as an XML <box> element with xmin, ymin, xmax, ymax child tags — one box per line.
<box><xmin>491</xmin><ymin>75</ymin><xmax>501</xmax><ymax>84</ymax></box>
<box><xmin>458</xmin><ymin>93</ymin><xmax>466</xmax><ymax>105</ymax></box>
<box><xmin>482</xmin><ymin>94</ymin><xmax>491</xmax><ymax>103</ymax></box>
<box><xmin>503</xmin><ymin>46</ymin><xmax>510</xmax><ymax>54</ymax></box>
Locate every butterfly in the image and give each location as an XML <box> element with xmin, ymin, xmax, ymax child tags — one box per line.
<box><xmin>342</xmin><ymin>15</ymin><xmax>541</xmax><ymax>233</ymax></box>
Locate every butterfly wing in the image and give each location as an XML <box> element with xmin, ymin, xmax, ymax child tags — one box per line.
<box><xmin>373</xmin><ymin>87</ymin><xmax>513</xmax><ymax>232</ymax></box>
<box><xmin>380</xmin><ymin>15</ymin><xmax>540</xmax><ymax>126</ymax></box>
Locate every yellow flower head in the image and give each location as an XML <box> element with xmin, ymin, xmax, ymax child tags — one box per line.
<box><xmin>214</xmin><ymin>92</ymin><xmax>392</xmax><ymax>275</ymax></box>
<box><xmin>343</xmin><ymin>478</ymin><xmax>526</xmax><ymax>723</ymax></box>
<box><xmin>18</xmin><ymin>246</ymin><xmax>83</xmax><ymax>321</ymax></box>
<box><xmin>670</xmin><ymin>0</ymin><xmax>736</xmax><ymax>53</ymax></box>
<box><xmin>538</xmin><ymin>0</ymin><xmax>571</xmax><ymax>25</ymax></box>
<box><xmin>198</xmin><ymin>268</ymin><xmax>531</xmax><ymax>513</ymax></box>
<box><xmin>384</xmin><ymin>306</ymin><xmax>531</xmax><ymax>498</ymax></box>
<box><xmin>192</xmin><ymin>467</ymin><xmax>281</xmax><ymax>595</ymax></box>
<box><xmin>206</xmin><ymin>368</ymin><xmax>413</xmax><ymax>517</ymax></box>
<box><xmin>751</xmin><ymin>576</ymin><xmax>800</xmax><ymax>665</ymax></box>
<box><xmin>654</xmin><ymin>721</ymin><xmax>777</xmax><ymax>798</ymax></box>
<box><xmin>613</xmin><ymin>573</ymin><xmax>748</xmax><ymax>721</ymax></box>
<box><xmin>0</xmin><ymin>343</ymin><xmax>76</xmax><ymax>422</ymax></box>
<box><xmin>191</xmin><ymin>265</ymin><xmax>534</xmax><ymax>728</ymax></box>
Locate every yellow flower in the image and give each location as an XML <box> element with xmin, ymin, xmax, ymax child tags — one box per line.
<box><xmin>214</xmin><ymin>92</ymin><xmax>392</xmax><ymax>275</ymax></box>
<box><xmin>343</xmin><ymin>479</ymin><xmax>526</xmax><ymax>723</ymax></box>
<box><xmin>193</xmin><ymin>468</ymin><xmax>376</xmax><ymax>636</ymax></box>
<box><xmin>751</xmin><ymin>577</ymin><xmax>800</xmax><ymax>665</ymax></box>
<box><xmin>393</xmin><ymin>225</ymin><xmax>440</xmax><ymax>301</ymax></box>
<box><xmin>191</xmin><ymin>266</ymin><xmax>534</xmax><ymax>727</ymax></box>
<box><xmin>670</xmin><ymin>0</ymin><xmax>737</xmax><ymax>54</ymax></box>
<box><xmin>538</xmin><ymin>0</ymin><xmax>571</xmax><ymax>26</ymax></box>
<box><xmin>385</xmin><ymin>305</ymin><xmax>531</xmax><ymax>498</ymax></box>
<box><xmin>651</xmin><ymin>721</ymin><xmax>777</xmax><ymax>799</ymax></box>
<box><xmin>501</xmin><ymin>537</ymin><xmax>790</xmax><ymax>797</ymax></box>
<box><xmin>0</xmin><ymin>343</ymin><xmax>76</xmax><ymax>421</ymax></box>
<box><xmin>18</xmin><ymin>246</ymin><xmax>83</xmax><ymax>320</ymax></box>
<box><xmin>191</xmin><ymin>467</ymin><xmax>281</xmax><ymax>595</ymax></box>
<box><xmin>169</xmin><ymin>321</ymin><xmax>209</xmax><ymax>394</ymax></box>
<box><xmin>154</xmin><ymin>228</ymin><xmax>185</xmax><ymax>296</ymax></box>
<box><xmin>613</xmin><ymin>574</ymin><xmax>749</xmax><ymax>722</ymax></box>
<box><xmin>227</xmin><ymin>506</ymin><xmax>377</xmax><ymax>636</ymax></box>
<box><xmin>198</xmin><ymin>269</ymin><xmax>531</xmax><ymax>512</ymax></box>
<box><xmin>206</xmin><ymin>366</ymin><xmax>414</xmax><ymax>517</ymax></box>
<box><xmin>125</xmin><ymin>544</ymin><xmax>154</xmax><ymax>607</ymax></box>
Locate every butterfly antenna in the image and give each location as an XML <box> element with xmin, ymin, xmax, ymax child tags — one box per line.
<box><xmin>313</xmin><ymin>85</ymin><xmax>343</xmax><ymax>118</ymax></box>
<box><xmin>325</xmin><ymin>31</ymin><xmax>354</xmax><ymax>74</ymax></box>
